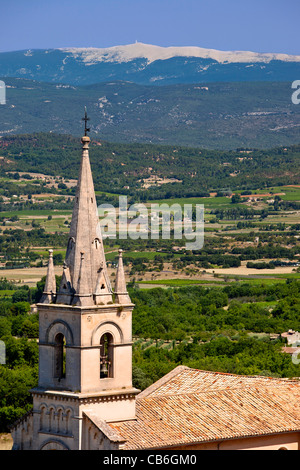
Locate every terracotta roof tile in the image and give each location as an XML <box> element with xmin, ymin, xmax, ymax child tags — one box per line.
<box><xmin>109</xmin><ymin>367</ymin><xmax>300</xmax><ymax>449</ymax></box>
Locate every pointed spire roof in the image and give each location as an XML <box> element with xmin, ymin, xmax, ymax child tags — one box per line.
<box><xmin>72</xmin><ymin>252</ymin><xmax>94</xmax><ymax>306</ymax></box>
<box><xmin>49</xmin><ymin>109</ymin><xmax>127</xmax><ymax>307</ymax></box>
<box><xmin>56</xmin><ymin>131</ymin><xmax>112</xmax><ymax>305</ymax></box>
<box><xmin>115</xmin><ymin>249</ymin><xmax>131</xmax><ymax>304</ymax></box>
<box><xmin>40</xmin><ymin>249</ymin><xmax>56</xmax><ymax>304</ymax></box>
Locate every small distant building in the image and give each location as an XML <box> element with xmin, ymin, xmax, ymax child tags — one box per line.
<box><xmin>30</xmin><ymin>304</ymin><xmax>38</xmax><ymax>315</ymax></box>
<box><xmin>282</xmin><ymin>346</ymin><xmax>300</xmax><ymax>357</ymax></box>
<box><xmin>281</xmin><ymin>330</ymin><xmax>300</xmax><ymax>345</ymax></box>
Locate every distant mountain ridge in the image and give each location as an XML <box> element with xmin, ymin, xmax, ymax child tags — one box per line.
<box><xmin>61</xmin><ymin>42</ymin><xmax>300</xmax><ymax>65</ymax></box>
<box><xmin>0</xmin><ymin>78</ymin><xmax>299</xmax><ymax>150</ymax></box>
<box><xmin>1</xmin><ymin>43</ymin><xmax>300</xmax><ymax>86</ymax></box>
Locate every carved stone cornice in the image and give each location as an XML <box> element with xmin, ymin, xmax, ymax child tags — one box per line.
<box><xmin>30</xmin><ymin>387</ymin><xmax>140</xmax><ymax>405</ymax></box>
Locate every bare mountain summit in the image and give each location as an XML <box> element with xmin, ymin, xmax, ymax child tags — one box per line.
<box><xmin>1</xmin><ymin>42</ymin><xmax>300</xmax><ymax>85</ymax></box>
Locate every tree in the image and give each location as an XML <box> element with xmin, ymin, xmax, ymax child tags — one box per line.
<box><xmin>11</xmin><ymin>302</ymin><xmax>30</xmax><ymax>316</ymax></box>
<box><xmin>12</xmin><ymin>289</ymin><xmax>29</xmax><ymax>303</ymax></box>
<box><xmin>231</xmin><ymin>194</ymin><xmax>241</xmax><ymax>204</ymax></box>
<box><xmin>0</xmin><ymin>318</ymin><xmax>11</xmax><ymax>338</ymax></box>
<box><xmin>53</xmin><ymin>253</ymin><xmax>63</xmax><ymax>265</ymax></box>
<box><xmin>132</xmin><ymin>366</ymin><xmax>152</xmax><ymax>390</ymax></box>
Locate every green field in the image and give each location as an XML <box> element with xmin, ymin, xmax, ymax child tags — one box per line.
<box><xmin>148</xmin><ymin>196</ymin><xmax>237</xmax><ymax>209</ymax></box>
<box><xmin>138</xmin><ymin>279</ymin><xmax>223</xmax><ymax>287</ymax></box>
<box><xmin>0</xmin><ymin>209</ymin><xmax>72</xmax><ymax>217</ymax></box>
<box><xmin>0</xmin><ymin>289</ymin><xmax>15</xmax><ymax>297</ymax></box>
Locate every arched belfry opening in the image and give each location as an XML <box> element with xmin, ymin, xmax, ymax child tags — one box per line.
<box><xmin>54</xmin><ymin>333</ymin><xmax>66</xmax><ymax>380</ymax></box>
<box><xmin>100</xmin><ymin>333</ymin><xmax>114</xmax><ymax>379</ymax></box>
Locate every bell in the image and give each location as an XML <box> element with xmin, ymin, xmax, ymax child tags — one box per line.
<box><xmin>100</xmin><ymin>361</ymin><xmax>108</xmax><ymax>375</ymax></box>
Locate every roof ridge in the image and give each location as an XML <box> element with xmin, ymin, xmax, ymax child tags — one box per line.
<box><xmin>138</xmin><ymin>367</ymin><xmax>299</xmax><ymax>399</ymax></box>
<box><xmin>181</xmin><ymin>367</ymin><xmax>300</xmax><ymax>384</ymax></box>
<box><xmin>189</xmin><ymin>367</ymin><xmax>298</xmax><ymax>381</ymax></box>
<box><xmin>139</xmin><ymin>382</ymin><xmax>300</xmax><ymax>400</ymax></box>
<box><xmin>138</xmin><ymin>365</ymin><xmax>189</xmax><ymax>398</ymax></box>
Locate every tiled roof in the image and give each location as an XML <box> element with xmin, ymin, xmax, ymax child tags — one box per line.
<box><xmin>108</xmin><ymin>366</ymin><xmax>300</xmax><ymax>449</ymax></box>
<box><xmin>282</xmin><ymin>346</ymin><xmax>300</xmax><ymax>355</ymax></box>
<box><xmin>82</xmin><ymin>411</ymin><xmax>126</xmax><ymax>445</ymax></box>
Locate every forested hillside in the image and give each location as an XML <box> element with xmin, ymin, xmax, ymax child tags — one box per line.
<box><xmin>1</xmin><ymin>133</ymin><xmax>300</xmax><ymax>199</ymax></box>
<box><xmin>0</xmin><ymin>78</ymin><xmax>299</xmax><ymax>149</ymax></box>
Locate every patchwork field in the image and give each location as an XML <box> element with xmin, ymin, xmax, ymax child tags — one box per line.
<box><xmin>0</xmin><ymin>183</ymin><xmax>299</xmax><ymax>288</ymax></box>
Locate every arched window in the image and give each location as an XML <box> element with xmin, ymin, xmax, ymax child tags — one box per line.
<box><xmin>94</xmin><ymin>238</ymin><xmax>101</xmax><ymax>250</ymax></box>
<box><xmin>48</xmin><ymin>407</ymin><xmax>54</xmax><ymax>433</ymax></box>
<box><xmin>100</xmin><ymin>333</ymin><xmax>113</xmax><ymax>379</ymax></box>
<box><xmin>54</xmin><ymin>333</ymin><xmax>66</xmax><ymax>380</ymax></box>
<box><xmin>57</xmin><ymin>408</ymin><xmax>63</xmax><ymax>434</ymax></box>
<box><xmin>67</xmin><ymin>237</ymin><xmax>75</xmax><ymax>251</ymax></box>
<box><xmin>39</xmin><ymin>406</ymin><xmax>46</xmax><ymax>431</ymax></box>
<box><xmin>65</xmin><ymin>409</ymin><xmax>71</xmax><ymax>435</ymax></box>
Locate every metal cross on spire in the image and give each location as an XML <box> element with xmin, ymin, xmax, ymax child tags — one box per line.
<box><xmin>82</xmin><ymin>106</ymin><xmax>90</xmax><ymax>136</ymax></box>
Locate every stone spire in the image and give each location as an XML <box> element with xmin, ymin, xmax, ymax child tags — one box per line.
<box><xmin>72</xmin><ymin>252</ymin><xmax>94</xmax><ymax>306</ymax></box>
<box><xmin>56</xmin><ymin>111</ymin><xmax>112</xmax><ymax>305</ymax></box>
<box><xmin>40</xmin><ymin>249</ymin><xmax>56</xmax><ymax>304</ymax></box>
<box><xmin>55</xmin><ymin>262</ymin><xmax>73</xmax><ymax>304</ymax></box>
<box><xmin>115</xmin><ymin>249</ymin><xmax>131</xmax><ymax>304</ymax></box>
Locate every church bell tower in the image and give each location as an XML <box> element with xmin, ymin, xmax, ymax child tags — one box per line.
<box><xmin>11</xmin><ymin>110</ymin><xmax>139</xmax><ymax>450</ymax></box>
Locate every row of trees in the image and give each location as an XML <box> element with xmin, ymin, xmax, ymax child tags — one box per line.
<box><xmin>131</xmin><ymin>281</ymin><xmax>300</xmax><ymax>387</ymax></box>
<box><xmin>130</xmin><ymin>281</ymin><xmax>300</xmax><ymax>341</ymax></box>
<box><xmin>132</xmin><ymin>335</ymin><xmax>299</xmax><ymax>389</ymax></box>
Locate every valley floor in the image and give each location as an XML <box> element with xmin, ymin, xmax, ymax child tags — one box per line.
<box><xmin>1</xmin><ymin>262</ymin><xmax>297</xmax><ymax>289</ymax></box>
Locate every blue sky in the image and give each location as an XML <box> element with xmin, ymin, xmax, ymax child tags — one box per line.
<box><xmin>0</xmin><ymin>0</ymin><xmax>299</xmax><ymax>54</ymax></box>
